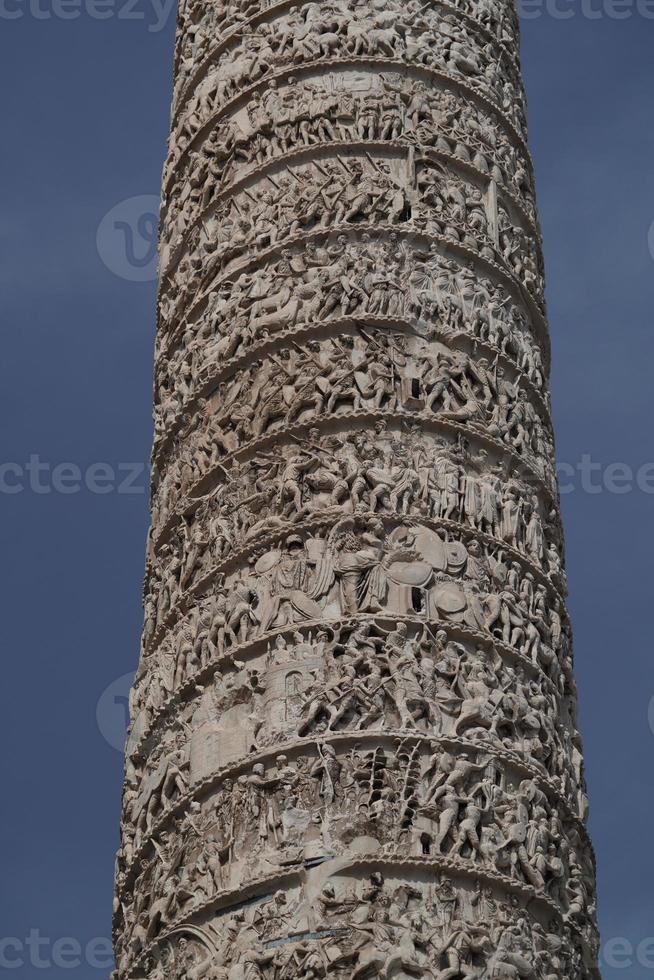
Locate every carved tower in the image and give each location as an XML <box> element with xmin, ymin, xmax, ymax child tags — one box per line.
<box><xmin>114</xmin><ymin>1</ymin><xmax>600</xmax><ymax>976</ymax></box>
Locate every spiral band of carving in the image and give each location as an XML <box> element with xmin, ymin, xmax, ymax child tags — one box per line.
<box><xmin>114</xmin><ymin>1</ymin><xmax>600</xmax><ymax>977</ymax></box>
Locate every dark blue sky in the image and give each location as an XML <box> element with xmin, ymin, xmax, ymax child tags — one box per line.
<box><xmin>1</xmin><ymin>5</ymin><xmax>652</xmax><ymax>977</ymax></box>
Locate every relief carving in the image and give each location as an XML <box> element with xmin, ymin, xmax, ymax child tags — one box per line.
<box><xmin>115</xmin><ymin>0</ymin><xmax>600</xmax><ymax>975</ymax></box>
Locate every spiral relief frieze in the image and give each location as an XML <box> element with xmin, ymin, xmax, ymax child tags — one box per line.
<box><xmin>115</xmin><ymin>0</ymin><xmax>600</xmax><ymax>977</ymax></box>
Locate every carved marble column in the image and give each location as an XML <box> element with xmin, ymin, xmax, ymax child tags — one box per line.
<box><xmin>114</xmin><ymin>1</ymin><xmax>600</xmax><ymax>977</ymax></box>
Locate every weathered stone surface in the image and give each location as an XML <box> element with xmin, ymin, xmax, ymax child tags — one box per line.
<box><xmin>113</xmin><ymin>1</ymin><xmax>600</xmax><ymax>977</ymax></box>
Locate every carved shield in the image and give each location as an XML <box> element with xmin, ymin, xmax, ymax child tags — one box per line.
<box><xmin>411</xmin><ymin>526</ymin><xmax>448</xmax><ymax>571</ymax></box>
<box><xmin>354</xmin><ymin>370</ymin><xmax>374</xmax><ymax>398</ymax></box>
<box><xmin>431</xmin><ymin>581</ymin><xmax>467</xmax><ymax>614</ymax></box>
<box><xmin>446</xmin><ymin>540</ymin><xmax>469</xmax><ymax>573</ymax></box>
<box><xmin>289</xmin><ymin>590</ymin><xmax>324</xmax><ymax>620</ymax></box>
<box><xmin>254</xmin><ymin>550</ymin><xmax>282</xmax><ymax>574</ymax></box>
<box><xmin>386</xmin><ymin>560</ymin><xmax>433</xmax><ymax>587</ymax></box>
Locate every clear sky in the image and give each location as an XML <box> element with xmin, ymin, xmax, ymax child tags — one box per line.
<box><xmin>0</xmin><ymin>4</ymin><xmax>652</xmax><ymax>977</ymax></box>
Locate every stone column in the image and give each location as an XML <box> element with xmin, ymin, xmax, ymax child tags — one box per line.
<box><xmin>114</xmin><ymin>1</ymin><xmax>600</xmax><ymax>977</ymax></box>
